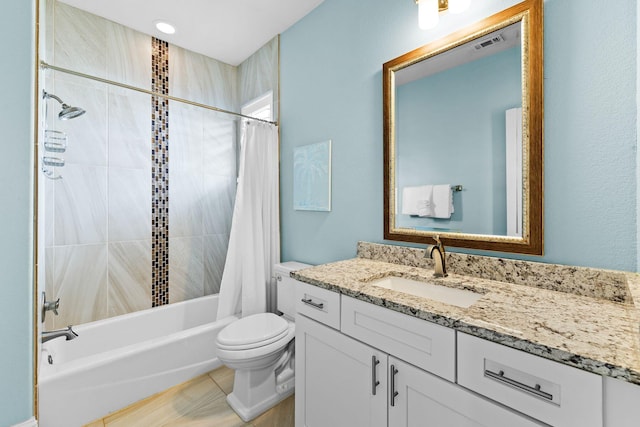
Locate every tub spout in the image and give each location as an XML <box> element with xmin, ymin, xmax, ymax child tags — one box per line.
<box><xmin>42</xmin><ymin>326</ymin><xmax>78</xmax><ymax>343</ymax></box>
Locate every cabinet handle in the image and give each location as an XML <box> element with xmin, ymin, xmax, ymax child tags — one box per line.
<box><xmin>390</xmin><ymin>365</ymin><xmax>399</xmax><ymax>406</ymax></box>
<box><xmin>484</xmin><ymin>369</ymin><xmax>553</xmax><ymax>401</ymax></box>
<box><xmin>301</xmin><ymin>298</ymin><xmax>324</xmax><ymax>310</ymax></box>
<box><xmin>371</xmin><ymin>356</ymin><xmax>380</xmax><ymax>395</ymax></box>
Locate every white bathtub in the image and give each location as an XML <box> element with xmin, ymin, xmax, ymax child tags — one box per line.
<box><xmin>38</xmin><ymin>295</ymin><xmax>237</xmax><ymax>427</ymax></box>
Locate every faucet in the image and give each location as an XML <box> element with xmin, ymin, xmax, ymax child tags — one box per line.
<box><xmin>41</xmin><ymin>326</ymin><xmax>78</xmax><ymax>344</ymax></box>
<box><xmin>425</xmin><ymin>235</ymin><xmax>447</xmax><ymax>278</ymax></box>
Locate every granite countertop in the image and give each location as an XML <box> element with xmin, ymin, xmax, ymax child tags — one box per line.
<box><xmin>292</xmin><ymin>256</ymin><xmax>640</xmax><ymax>385</ymax></box>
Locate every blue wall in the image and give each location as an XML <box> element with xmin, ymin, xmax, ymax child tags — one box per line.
<box><xmin>396</xmin><ymin>47</ymin><xmax>521</xmax><ymax>235</ymax></box>
<box><xmin>280</xmin><ymin>0</ymin><xmax>638</xmax><ymax>271</ymax></box>
<box><xmin>0</xmin><ymin>0</ymin><xmax>35</xmax><ymax>425</ymax></box>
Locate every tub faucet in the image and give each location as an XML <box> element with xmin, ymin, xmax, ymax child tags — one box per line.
<box><xmin>426</xmin><ymin>235</ymin><xmax>447</xmax><ymax>278</ymax></box>
<box><xmin>42</xmin><ymin>326</ymin><xmax>78</xmax><ymax>343</ymax></box>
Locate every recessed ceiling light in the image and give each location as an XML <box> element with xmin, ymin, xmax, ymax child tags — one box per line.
<box><xmin>154</xmin><ymin>20</ymin><xmax>176</xmax><ymax>35</ymax></box>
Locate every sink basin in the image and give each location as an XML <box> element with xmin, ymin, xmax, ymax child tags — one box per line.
<box><xmin>369</xmin><ymin>276</ymin><xmax>483</xmax><ymax>308</ymax></box>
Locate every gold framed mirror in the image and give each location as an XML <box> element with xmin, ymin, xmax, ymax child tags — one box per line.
<box><xmin>383</xmin><ymin>0</ymin><xmax>543</xmax><ymax>255</ymax></box>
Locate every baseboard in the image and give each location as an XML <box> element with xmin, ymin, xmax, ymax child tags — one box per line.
<box><xmin>12</xmin><ymin>417</ymin><xmax>37</xmax><ymax>427</ymax></box>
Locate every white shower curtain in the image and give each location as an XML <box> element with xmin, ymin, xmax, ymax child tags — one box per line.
<box><xmin>216</xmin><ymin>121</ymin><xmax>280</xmax><ymax>320</ymax></box>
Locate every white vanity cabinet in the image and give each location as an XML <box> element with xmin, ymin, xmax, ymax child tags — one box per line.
<box><xmin>457</xmin><ymin>332</ymin><xmax>603</xmax><ymax>427</ymax></box>
<box><xmin>295</xmin><ymin>314</ymin><xmax>387</xmax><ymax>427</ymax></box>
<box><xmin>389</xmin><ymin>356</ymin><xmax>542</xmax><ymax>426</ymax></box>
<box><xmin>296</xmin><ymin>293</ymin><xmax>545</xmax><ymax>426</ymax></box>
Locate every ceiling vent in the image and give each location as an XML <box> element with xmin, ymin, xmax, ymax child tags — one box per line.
<box><xmin>474</xmin><ymin>34</ymin><xmax>505</xmax><ymax>50</ymax></box>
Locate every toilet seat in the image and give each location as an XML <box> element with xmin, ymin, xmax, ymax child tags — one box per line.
<box><xmin>216</xmin><ymin>313</ymin><xmax>291</xmax><ymax>351</ymax></box>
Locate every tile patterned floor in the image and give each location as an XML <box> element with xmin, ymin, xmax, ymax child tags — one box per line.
<box><xmin>84</xmin><ymin>366</ymin><xmax>294</xmax><ymax>427</ymax></box>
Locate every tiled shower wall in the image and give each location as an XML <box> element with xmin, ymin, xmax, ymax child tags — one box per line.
<box><xmin>42</xmin><ymin>0</ymin><xmax>278</xmax><ymax>328</ymax></box>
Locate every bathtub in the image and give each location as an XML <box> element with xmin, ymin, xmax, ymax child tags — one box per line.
<box><xmin>38</xmin><ymin>295</ymin><xmax>237</xmax><ymax>427</ymax></box>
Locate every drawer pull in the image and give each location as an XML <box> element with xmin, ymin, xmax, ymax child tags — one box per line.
<box><xmin>484</xmin><ymin>369</ymin><xmax>553</xmax><ymax>401</ymax></box>
<box><xmin>390</xmin><ymin>365</ymin><xmax>399</xmax><ymax>406</ymax></box>
<box><xmin>301</xmin><ymin>298</ymin><xmax>324</xmax><ymax>310</ymax></box>
<box><xmin>371</xmin><ymin>356</ymin><xmax>380</xmax><ymax>395</ymax></box>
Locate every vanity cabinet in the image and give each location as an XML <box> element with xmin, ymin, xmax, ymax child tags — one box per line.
<box><xmin>388</xmin><ymin>356</ymin><xmax>541</xmax><ymax>426</ymax></box>
<box><xmin>296</xmin><ymin>295</ymin><xmax>543</xmax><ymax>426</ymax></box>
<box><xmin>295</xmin><ymin>314</ymin><xmax>387</xmax><ymax>427</ymax></box>
<box><xmin>457</xmin><ymin>332</ymin><xmax>603</xmax><ymax>427</ymax></box>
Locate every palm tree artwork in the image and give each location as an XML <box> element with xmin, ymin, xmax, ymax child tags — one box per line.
<box><xmin>293</xmin><ymin>140</ymin><xmax>331</xmax><ymax>211</ymax></box>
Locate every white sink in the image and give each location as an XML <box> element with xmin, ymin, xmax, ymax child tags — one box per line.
<box><xmin>369</xmin><ymin>276</ymin><xmax>483</xmax><ymax>308</ymax></box>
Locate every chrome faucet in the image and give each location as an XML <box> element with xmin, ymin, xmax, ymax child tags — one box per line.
<box><xmin>41</xmin><ymin>326</ymin><xmax>78</xmax><ymax>343</ymax></box>
<box><xmin>425</xmin><ymin>235</ymin><xmax>447</xmax><ymax>278</ymax></box>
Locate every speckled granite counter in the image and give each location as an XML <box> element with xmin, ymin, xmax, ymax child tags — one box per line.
<box><xmin>291</xmin><ymin>242</ymin><xmax>640</xmax><ymax>385</ymax></box>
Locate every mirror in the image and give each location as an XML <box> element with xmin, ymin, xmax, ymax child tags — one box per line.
<box><xmin>383</xmin><ymin>0</ymin><xmax>543</xmax><ymax>255</ymax></box>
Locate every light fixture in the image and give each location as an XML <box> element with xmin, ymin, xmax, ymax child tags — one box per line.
<box><xmin>416</xmin><ymin>0</ymin><xmax>471</xmax><ymax>30</ymax></box>
<box><xmin>154</xmin><ymin>20</ymin><xmax>176</xmax><ymax>35</ymax></box>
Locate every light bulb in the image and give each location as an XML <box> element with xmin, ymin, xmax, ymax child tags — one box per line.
<box><xmin>154</xmin><ymin>21</ymin><xmax>176</xmax><ymax>35</ymax></box>
<box><xmin>448</xmin><ymin>0</ymin><xmax>471</xmax><ymax>14</ymax></box>
<box><xmin>419</xmin><ymin>0</ymin><xmax>439</xmax><ymax>30</ymax></box>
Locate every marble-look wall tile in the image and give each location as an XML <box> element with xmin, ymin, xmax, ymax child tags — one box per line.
<box><xmin>44</xmin><ymin>173</ymin><xmax>55</xmax><ymax>248</ymax></box>
<box><xmin>54</xmin><ymin>164</ymin><xmax>107</xmax><ymax>246</ymax></box>
<box><xmin>49</xmin><ymin>75</ymin><xmax>108</xmax><ymax>167</ymax></box>
<box><xmin>203</xmin><ymin>174</ymin><xmax>235</xmax><ymax>236</ymax></box>
<box><xmin>169</xmin><ymin>45</ymin><xmax>238</xmax><ymax>111</ymax></box>
<box><xmin>108</xmin><ymin>90</ymin><xmax>152</xmax><ymax>170</ymax></box>
<box><xmin>204</xmin><ymin>234</ymin><xmax>229</xmax><ymax>295</ymax></box>
<box><xmin>169</xmin><ymin>102</ymin><xmax>204</xmax><ymax>174</ymax></box>
<box><xmin>44</xmin><ymin>0</ymin><xmax>55</xmax><ymax>63</ymax></box>
<box><xmin>106</xmin><ymin>21</ymin><xmax>152</xmax><ymax>89</ymax></box>
<box><xmin>169</xmin><ymin>170</ymin><xmax>203</xmax><ymax>238</ymax></box>
<box><xmin>108</xmin><ymin>240</ymin><xmax>152</xmax><ymax>316</ymax></box>
<box><xmin>108</xmin><ymin>167</ymin><xmax>151</xmax><ymax>241</ymax></box>
<box><xmin>169</xmin><ymin>237</ymin><xmax>204</xmax><ymax>303</ymax></box>
<box><xmin>53</xmin><ymin>2</ymin><xmax>107</xmax><ymax>82</ymax></box>
<box><xmin>203</xmin><ymin>112</ymin><xmax>237</xmax><ymax>177</ymax></box>
<box><xmin>44</xmin><ymin>248</ymin><xmax>55</xmax><ymax>331</ymax></box>
<box><xmin>52</xmin><ymin>243</ymin><xmax>108</xmax><ymax>328</ymax></box>
<box><xmin>238</xmin><ymin>36</ymin><xmax>279</xmax><ymax>119</ymax></box>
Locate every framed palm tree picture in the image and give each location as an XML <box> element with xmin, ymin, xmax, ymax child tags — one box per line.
<box><xmin>293</xmin><ymin>140</ymin><xmax>332</xmax><ymax>211</ymax></box>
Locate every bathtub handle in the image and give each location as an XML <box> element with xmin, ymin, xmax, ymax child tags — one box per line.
<box><xmin>301</xmin><ymin>298</ymin><xmax>324</xmax><ymax>310</ymax></box>
<box><xmin>41</xmin><ymin>291</ymin><xmax>60</xmax><ymax>323</ymax></box>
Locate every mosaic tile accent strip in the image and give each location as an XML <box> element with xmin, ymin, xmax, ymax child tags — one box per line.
<box><xmin>151</xmin><ymin>37</ymin><xmax>170</xmax><ymax>307</ymax></box>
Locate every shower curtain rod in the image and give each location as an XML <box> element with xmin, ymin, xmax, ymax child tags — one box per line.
<box><xmin>40</xmin><ymin>61</ymin><xmax>278</xmax><ymax>126</ymax></box>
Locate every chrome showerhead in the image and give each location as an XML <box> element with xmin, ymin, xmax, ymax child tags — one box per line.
<box><xmin>58</xmin><ymin>105</ymin><xmax>86</xmax><ymax>120</ymax></box>
<box><xmin>43</xmin><ymin>91</ymin><xmax>86</xmax><ymax>120</ymax></box>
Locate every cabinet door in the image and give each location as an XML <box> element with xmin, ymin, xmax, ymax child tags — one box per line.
<box><xmin>295</xmin><ymin>314</ymin><xmax>387</xmax><ymax>427</ymax></box>
<box><xmin>388</xmin><ymin>357</ymin><xmax>542</xmax><ymax>427</ymax></box>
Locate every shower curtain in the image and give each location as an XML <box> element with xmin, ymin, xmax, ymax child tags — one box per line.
<box><xmin>216</xmin><ymin>121</ymin><xmax>280</xmax><ymax>319</ymax></box>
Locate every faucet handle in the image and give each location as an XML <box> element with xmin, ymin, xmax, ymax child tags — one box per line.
<box><xmin>41</xmin><ymin>292</ymin><xmax>60</xmax><ymax>322</ymax></box>
<box><xmin>45</xmin><ymin>298</ymin><xmax>60</xmax><ymax>315</ymax></box>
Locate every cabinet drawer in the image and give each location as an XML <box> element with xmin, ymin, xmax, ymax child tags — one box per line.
<box><xmin>341</xmin><ymin>296</ymin><xmax>455</xmax><ymax>381</ymax></box>
<box><xmin>457</xmin><ymin>332</ymin><xmax>603</xmax><ymax>427</ymax></box>
<box><xmin>295</xmin><ymin>281</ymin><xmax>341</xmax><ymax>329</ymax></box>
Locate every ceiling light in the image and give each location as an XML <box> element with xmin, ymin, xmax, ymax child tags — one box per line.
<box><xmin>154</xmin><ymin>21</ymin><xmax>176</xmax><ymax>35</ymax></box>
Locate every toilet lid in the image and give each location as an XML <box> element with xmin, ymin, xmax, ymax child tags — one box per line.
<box><xmin>217</xmin><ymin>313</ymin><xmax>290</xmax><ymax>350</ymax></box>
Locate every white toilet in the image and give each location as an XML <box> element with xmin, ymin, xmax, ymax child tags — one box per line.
<box><xmin>215</xmin><ymin>261</ymin><xmax>310</xmax><ymax>422</ymax></box>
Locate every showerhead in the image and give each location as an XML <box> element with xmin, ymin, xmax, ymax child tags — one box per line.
<box><xmin>43</xmin><ymin>91</ymin><xmax>86</xmax><ymax>120</ymax></box>
<box><xmin>59</xmin><ymin>105</ymin><xmax>86</xmax><ymax>120</ymax></box>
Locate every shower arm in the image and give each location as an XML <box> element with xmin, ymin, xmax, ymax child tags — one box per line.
<box><xmin>43</xmin><ymin>91</ymin><xmax>65</xmax><ymax>106</ymax></box>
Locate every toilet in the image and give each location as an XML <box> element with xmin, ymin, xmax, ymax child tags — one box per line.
<box><xmin>215</xmin><ymin>261</ymin><xmax>311</xmax><ymax>422</ymax></box>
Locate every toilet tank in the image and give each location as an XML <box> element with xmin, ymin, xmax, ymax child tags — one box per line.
<box><xmin>275</xmin><ymin>261</ymin><xmax>312</xmax><ymax>318</ymax></box>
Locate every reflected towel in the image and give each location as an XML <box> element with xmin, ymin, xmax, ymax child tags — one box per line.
<box><xmin>402</xmin><ymin>185</ymin><xmax>432</xmax><ymax>215</ymax></box>
<box><xmin>432</xmin><ymin>185</ymin><xmax>454</xmax><ymax>219</ymax></box>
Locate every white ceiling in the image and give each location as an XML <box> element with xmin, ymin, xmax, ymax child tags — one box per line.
<box><xmin>59</xmin><ymin>0</ymin><xmax>325</xmax><ymax>66</ymax></box>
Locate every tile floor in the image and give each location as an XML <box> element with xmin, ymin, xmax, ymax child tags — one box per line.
<box><xmin>84</xmin><ymin>366</ymin><xmax>294</xmax><ymax>427</ymax></box>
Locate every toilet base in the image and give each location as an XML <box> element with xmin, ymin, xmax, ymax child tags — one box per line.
<box><xmin>226</xmin><ymin>367</ymin><xmax>294</xmax><ymax>422</ymax></box>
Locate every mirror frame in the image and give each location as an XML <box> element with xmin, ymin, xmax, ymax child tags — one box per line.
<box><xmin>383</xmin><ymin>0</ymin><xmax>543</xmax><ymax>255</ymax></box>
